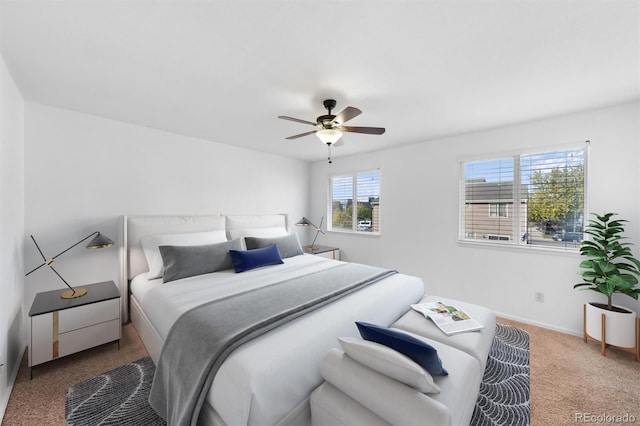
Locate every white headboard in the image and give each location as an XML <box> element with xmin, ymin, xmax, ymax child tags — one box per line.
<box><xmin>120</xmin><ymin>213</ymin><xmax>289</xmax><ymax>322</ymax></box>
<box><xmin>225</xmin><ymin>214</ymin><xmax>288</xmax><ymax>240</ymax></box>
<box><xmin>124</xmin><ymin>215</ymin><xmax>227</xmax><ymax>280</ymax></box>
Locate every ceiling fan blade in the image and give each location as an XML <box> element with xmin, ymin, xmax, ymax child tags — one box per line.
<box><xmin>339</xmin><ymin>125</ymin><xmax>386</xmax><ymax>135</ymax></box>
<box><xmin>278</xmin><ymin>116</ymin><xmax>317</xmax><ymax>126</ymax></box>
<box><xmin>332</xmin><ymin>107</ymin><xmax>362</xmax><ymax>125</ymax></box>
<box><xmin>285</xmin><ymin>130</ymin><xmax>318</xmax><ymax>140</ymax></box>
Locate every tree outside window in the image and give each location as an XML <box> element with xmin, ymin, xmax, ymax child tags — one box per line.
<box><xmin>329</xmin><ymin>170</ymin><xmax>380</xmax><ymax>234</ymax></box>
<box><xmin>462</xmin><ymin>146</ymin><xmax>586</xmax><ymax>249</ymax></box>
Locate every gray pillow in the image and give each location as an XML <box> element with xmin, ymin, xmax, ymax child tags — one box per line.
<box><xmin>159</xmin><ymin>238</ymin><xmax>244</xmax><ymax>283</ymax></box>
<box><xmin>244</xmin><ymin>233</ymin><xmax>304</xmax><ymax>259</ymax></box>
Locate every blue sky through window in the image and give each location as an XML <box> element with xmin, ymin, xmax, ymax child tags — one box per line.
<box><xmin>465</xmin><ymin>149</ymin><xmax>584</xmax><ymax>185</ymax></box>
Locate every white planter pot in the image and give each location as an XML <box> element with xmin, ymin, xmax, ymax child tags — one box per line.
<box><xmin>585</xmin><ymin>302</ymin><xmax>637</xmax><ymax>348</ymax></box>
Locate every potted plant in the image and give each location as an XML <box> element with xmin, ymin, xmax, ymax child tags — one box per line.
<box><xmin>574</xmin><ymin>212</ymin><xmax>640</xmax><ymax>356</ymax></box>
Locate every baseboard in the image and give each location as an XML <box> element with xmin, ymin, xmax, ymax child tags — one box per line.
<box><xmin>0</xmin><ymin>345</ymin><xmax>26</xmax><ymax>422</ymax></box>
<box><xmin>495</xmin><ymin>310</ymin><xmax>582</xmax><ymax>338</ymax></box>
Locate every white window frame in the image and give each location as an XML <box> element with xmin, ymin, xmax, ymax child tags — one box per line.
<box><xmin>328</xmin><ymin>169</ymin><xmax>381</xmax><ymax>235</ymax></box>
<box><xmin>489</xmin><ymin>203</ymin><xmax>508</xmax><ymax>218</ymax></box>
<box><xmin>459</xmin><ymin>142</ymin><xmax>588</xmax><ymax>251</ymax></box>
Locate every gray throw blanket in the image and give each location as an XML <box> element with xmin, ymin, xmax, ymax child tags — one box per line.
<box><xmin>149</xmin><ymin>262</ymin><xmax>397</xmax><ymax>426</ymax></box>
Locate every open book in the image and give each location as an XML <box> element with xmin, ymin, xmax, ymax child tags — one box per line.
<box><xmin>410</xmin><ymin>301</ymin><xmax>484</xmax><ymax>336</ymax></box>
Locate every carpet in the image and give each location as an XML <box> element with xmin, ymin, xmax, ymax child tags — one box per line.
<box><xmin>471</xmin><ymin>323</ymin><xmax>530</xmax><ymax>426</ymax></box>
<box><xmin>65</xmin><ymin>357</ymin><xmax>165</xmax><ymax>426</ymax></box>
<box><xmin>65</xmin><ymin>324</ymin><xmax>529</xmax><ymax>425</ymax></box>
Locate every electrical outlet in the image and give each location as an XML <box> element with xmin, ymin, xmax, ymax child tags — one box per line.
<box><xmin>535</xmin><ymin>292</ymin><xmax>544</xmax><ymax>303</ymax></box>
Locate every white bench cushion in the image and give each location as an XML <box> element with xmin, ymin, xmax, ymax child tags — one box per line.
<box><xmin>424</xmin><ymin>335</ymin><xmax>483</xmax><ymax>426</ymax></box>
<box><xmin>311</xmin><ymin>382</ymin><xmax>390</xmax><ymax>426</ymax></box>
<box><xmin>314</xmin><ymin>337</ymin><xmax>483</xmax><ymax>426</ymax></box>
<box><xmin>391</xmin><ymin>295</ymin><xmax>496</xmax><ymax>370</ymax></box>
<box><xmin>316</xmin><ymin>348</ymin><xmax>452</xmax><ymax>425</ymax></box>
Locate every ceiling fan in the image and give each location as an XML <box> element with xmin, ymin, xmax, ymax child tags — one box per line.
<box><xmin>278</xmin><ymin>99</ymin><xmax>385</xmax><ymax>163</ymax></box>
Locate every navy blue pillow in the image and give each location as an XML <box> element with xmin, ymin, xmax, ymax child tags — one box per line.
<box><xmin>356</xmin><ymin>321</ymin><xmax>448</xmax><ymax>376</ymax></box>
<box><xmin>229</xmin><ymin>244</ymin><xmax>284</xmax><ymax>273</ymax></box>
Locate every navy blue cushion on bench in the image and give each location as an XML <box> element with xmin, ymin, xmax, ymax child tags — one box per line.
<box><xmin>356</xmin><ymin>321</ymin><xmax>448</xmax><ymax>376</ymax></box>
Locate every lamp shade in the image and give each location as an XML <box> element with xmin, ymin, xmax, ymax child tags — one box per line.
<box><xmin>316</xmin><ymin>129</ymin><xmax>342</xmax><ymax>145</ymax></box>
<box><xmin>296</xmin><ymin>217</ymin><xmax>314</xmax><ymax>227</ymax></box>
<box><xmin>86</xmin><ymin>232</ymin><xmax>114</xmax><ymax>249</ymax></box>
<box><xmin>295</xmin><ymin>217</ymin><xmax>325</xmax><ymax>250</ymax></box>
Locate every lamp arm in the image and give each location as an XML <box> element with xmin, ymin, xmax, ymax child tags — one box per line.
<box><xmin>310</xmin><ymin>216</ymin><xmax>325</xmax><ymax>248</ymax></box>
<box><xmin>25</xmin><ymin>235</ymin><xmax>49</xmax><ymax>276</ymax></box>
<box><xmin>25</xmin><ymin>231</ymin><xmax>100</xmax><ymax>277</ymax></box>
<box><xmin>317</xmin><ymin>216</ymin><xmax>326</xmax><ymax>235</ymax></box>
<box><xmin>50</xmin><ymin>231</ymin><xmax>100</xmax><ymax>260</ymax></box>
<box><xmin>25</xmin><ymin>263</ymin><xmax>46</xmax><ymax>276</ymax></box>
<box><xmin>310</xmin><ymin>230</ymin><xmax>320</xmax><ymax>249</ymax></box>
<box><xmin>49</xmin><ymin>265</ymin><xmax>76</xmax><ymax>294</ymax></box>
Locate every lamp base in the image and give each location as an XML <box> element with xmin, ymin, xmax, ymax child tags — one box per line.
<box><xmin>60</xmin><ymin>288</ymin><xmax>88</xmax><ymax>299</ymax></box>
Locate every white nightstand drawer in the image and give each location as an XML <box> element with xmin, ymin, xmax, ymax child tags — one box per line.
<box><xmin>29</xmin><ymin>281</ymin><xmax>121</xmax><ymax>374</ymax></box>
<box><xmin>58</xmin><ymin>298</ymin><xmax>119</xmax><ymax>333</ymax></box>
<box><xmin>58</xmin><ymin>318</ymin><xmax>121</xmax><ymax>357</ymax></box>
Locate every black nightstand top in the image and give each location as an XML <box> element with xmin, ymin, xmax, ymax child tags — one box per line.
<box><xmin>29</xmin><ymin>280</ymin><xmax>120</xmax><ymax>317</ymax></box>
<box><xmin>303</xmin><ymin>245</ymin><xmax>339</xmax><ymax>255</ymax></box>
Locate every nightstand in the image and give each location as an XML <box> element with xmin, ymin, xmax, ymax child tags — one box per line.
<box><xmin>304</xmin><ymin>245</ymin><xmax>340</xmax><ymax>260</ymax></box>
<box><xmin>29</xmin><ymin>280</ymin><xmax>121</xmax><ymax>378</ymax></box>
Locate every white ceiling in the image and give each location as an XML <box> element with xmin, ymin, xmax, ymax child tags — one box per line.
<box><xmin>1</xmin><ymin>1</ymin><xmax>638</xmax><ymax>162</ymax></box>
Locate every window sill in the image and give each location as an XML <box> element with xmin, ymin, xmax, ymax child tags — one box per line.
<box><xmin>328</xmin><ymin>230</ymin><xmax>381</xmax><ymax>238</ymax></box>
<box><xmin>457</xmin><ymin>239</ymin><xmax>581</xmax><ymax>257</ymax></box>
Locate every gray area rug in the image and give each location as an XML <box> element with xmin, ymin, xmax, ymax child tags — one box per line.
<box><xmin>65</xmin><ymin>357</ymin><xmax>165</xmax><ymax>426</ymax></box>
<box><xmin>471</xmin><ymin>323</ymin><xmax>531</xmax><ymax>426</ymax></box>
<box><xmin>65</xmin><ymin>324</ymin><xmax>529</xmax><ymax>425</ymax></box>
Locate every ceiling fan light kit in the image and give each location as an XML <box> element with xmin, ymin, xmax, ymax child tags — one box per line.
<box><xmin>278</xmin><ymin>99</ymin><xmax>385</xmax><ymax>163</ymax></box>
<box><xmin>316</xmin><ymin>129</ymin><xmax>342</xmax><ymax>145</ymax></box>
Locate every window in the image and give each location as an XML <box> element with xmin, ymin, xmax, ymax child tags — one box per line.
<box><xmin>489</xmin><ymin>203</ymin><xmax>508</xmax><ymax>217</ymax></box>
<box><xmin>460</xmin><ymin>145</ymin><xmax>586</xmax><ymax>249</ymax></box>
<box><xmin>329</xmin><ymin>170</ymin><xmax>380</xmax><ymax>234</ymax></box>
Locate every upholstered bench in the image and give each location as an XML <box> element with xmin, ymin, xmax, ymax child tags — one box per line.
<box><xmin>310</xmin><ymin>337</ymin><xmax>483</xmax><ymax>425</ymax></box>
<box><xmin>390</xmin><ymin>295</ymin><xmax>496</xmax><ymax>370</ymax></box>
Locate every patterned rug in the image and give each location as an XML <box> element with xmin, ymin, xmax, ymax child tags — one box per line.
<box><xmin>65</xmin><ymin>324</ymin><xmax>529</xmax><ymax>425</ymax></box>
<box><xmin>471</xmin><ymin>323</ymin><xmax>531</xmax><ymax>426</ymax></box>
<box><xmin>65</xmin><ymin>357</ymin><xmax>165</xmax><ymax>426</ymax></box>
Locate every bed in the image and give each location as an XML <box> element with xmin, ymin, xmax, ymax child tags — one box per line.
<box><xmin>122</xmin><ymin>214</ymin><xmax>425</xmax><ymax>426</ymax></box>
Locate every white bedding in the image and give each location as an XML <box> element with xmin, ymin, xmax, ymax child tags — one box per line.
<box><xmin>131</xmin><ymin>254</ymin><xmax>424</xmax><ymax>425</ymax></box>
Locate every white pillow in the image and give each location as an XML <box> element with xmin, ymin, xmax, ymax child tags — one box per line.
<box><xmin>227</xmin><ymin>226</ymin><xmax>288</xmax><ymax>240</ymax></box>
<box><xmin>338</xmin><ymin>337</ymin><xmax>440</xmax><ymax>394</ymax></box>
<box><xmin>141</xmin><ymin>230</ymin><xmax>228</xmax><ymax>279</ymax></box>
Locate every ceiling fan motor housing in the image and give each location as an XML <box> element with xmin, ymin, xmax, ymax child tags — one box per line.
<box><xmin>323</xmin><ymin>99</ymin><xmax>337</xmax><ymax>112</ymax></box>
<box><xmin>317</xmin><ymin>114</ymin><xmax>337</xmax><ymax>128</ymax></box>
<box><xmin>319</xmin><ymin>99</ymin><xmax>338</xmax><ymax>127</ymax></box>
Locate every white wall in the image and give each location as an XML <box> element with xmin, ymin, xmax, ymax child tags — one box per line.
<box><xmin>0</xmin><ymin>54</ymin><xmax>25</xmax><ymax>418</ymax></box>
<box><xmin>310</xmin><ymin>102</ymin><xmax>640</xmax><ymax>335</ymax></box>
<box><xmin>24</xmin><ymin>103</ymin><xmax>310</xmax><ymax>321</ymax></box>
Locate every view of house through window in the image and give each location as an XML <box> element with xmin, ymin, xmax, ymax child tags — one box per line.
<box><xmin>329</xmin><ymin>170</ymin><xmax>380</xmax><ymax>233</ymax></box>
<box><xmin>461</xmin><ymin>146</ymin><xmax>585</xmax><ymax>249</ymax></box>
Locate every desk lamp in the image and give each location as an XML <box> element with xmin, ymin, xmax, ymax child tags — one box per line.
<box><xmin>295</xmin><ymin>217</ymin><xmax>325</xmax><ymax>250</ymax></box>
<box><xmin>26</xmin><ymin>231</ymin><xmax>114</xmax><ymax>299</ymax></box>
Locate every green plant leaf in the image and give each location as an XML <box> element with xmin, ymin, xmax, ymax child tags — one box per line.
<box><xmin>573</xmin><ymin>212</ymin><xmax>640</xmax><ymax>302</ymax></box>
<box><xmin>624</xmin><ymin>256</ymin><xmax>640</xmax><ymax>270</ymax></box>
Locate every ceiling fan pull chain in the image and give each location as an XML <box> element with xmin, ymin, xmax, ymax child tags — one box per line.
<box><xmin>327</xmin><ymin>144</ymin><xmax>332</xmax><ymax>164</ymax></box>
